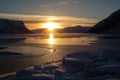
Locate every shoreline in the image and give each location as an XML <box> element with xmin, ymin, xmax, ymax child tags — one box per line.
<box><xmin>0</xmin><ymin>44</ymin><xmax>114</xmax><ymax>76</ymax></box>
<box><xmin>0</xmin><ymin>47</ymin><xmax>8</xmax><ymax>50</ymax></box>
<box><xmin>1</xmin><ymin>48</ymin><xmax>120</xmax><ymax>80</ymax></box>
<box><xmin>0</xmin><ymin>52</ymin><xmax>23</xmax><ymax>55</ymax></box>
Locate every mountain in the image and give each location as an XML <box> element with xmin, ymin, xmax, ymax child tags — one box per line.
<box><xmin>0</xmin><ymin>18</ymin><xmax>32</xmax><ymax>34</ymax></box>
<box><xmin>59</xmin><ymin>26</ymin><xmax>90</xmax><ymax>33</ymax></box>
<box><xmin>32</xmin><ymin>26</ymin><xmax>90</xmax><ymax>33</ymax></box>
<box><xmin>88</xmin><ymin>9</ymin><xmax>120</xmax><ymax>34</ymax></box>
<box><xmin>32</xmin><ymin>28</ymin><xmax>46</xmax><ymax>33</ymax></box>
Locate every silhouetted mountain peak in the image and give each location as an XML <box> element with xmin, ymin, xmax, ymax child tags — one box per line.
<box><xmin>88</xmin><ymin>9</ymin><xmax>120</xmax><ymax>34</ymax></box>
<box><xmin>0</xmin><ymin>18</ymin><xmax>32</xmax><ymax>34</ymax></box>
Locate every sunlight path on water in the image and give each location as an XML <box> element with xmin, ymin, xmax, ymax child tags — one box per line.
<box><xmin>49</xmin><ymin>33</ymin><xmax>54</xmax><ymax>45</ymax></box>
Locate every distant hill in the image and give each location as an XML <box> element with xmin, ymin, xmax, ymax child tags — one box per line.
<box><xmin>32</xmin><ymin>26</ymin><xmax>90</xmax><ymax>33</ymax></box>
<box><xmin>32</xmin><ymin>28</ymin><xmax>46</xmax><ymax>33</ymax></box>
<box><xmin>0</xmin><ymin>18</ymin><xmax>32</xmax><ymax>34</ymax></box>
<box><xmin>88</xmin><ymin>9</ymin><xmax>120</xmax><ymax>34</ymax></box>
<box><xmin>60</xmin><ymin>26</ymin><xmax>90</xmax><ymax>33</ymax></box>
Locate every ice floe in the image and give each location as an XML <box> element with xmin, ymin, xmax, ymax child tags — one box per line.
<box><xmin>2</xmin><ymin>48</ymin><xmax>120</xmax><ymax>80</ymax></box>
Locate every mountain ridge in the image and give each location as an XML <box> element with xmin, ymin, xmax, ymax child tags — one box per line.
<box><xmin>88</xmin><ymin>9</ymin><xmax>120</xmax><ymax>34</ymax></box>
<box><xmin>32</xmin><ymin>26</ymin><xmax>90</xmax><ymax>33</ymax></box>
<box><xmin>0</xmin><ymin>18</ymin><xmax>32</xmax><ymax>34</ymax></box>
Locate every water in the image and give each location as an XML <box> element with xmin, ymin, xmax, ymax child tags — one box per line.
<box><xmin>0</xmin><ymin>33</ymin><xmax>120</xmax><ymax>75</ymax></box>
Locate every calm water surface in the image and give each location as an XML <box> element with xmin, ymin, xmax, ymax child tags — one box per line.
<box><xmin>0</xmin><ymin>33</ymin><xmax>120</xmax><ymax>75</ymax></box>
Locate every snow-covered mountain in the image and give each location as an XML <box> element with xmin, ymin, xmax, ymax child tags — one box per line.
<box><xmin>0</xmin><ymin>18</ymin><xmax>32</xmax><ymax>34</ymax></box>
<box><xmin>88</xmin><ymin>9</ymin><xmax>120</xmax><ymax>34</ymax></box>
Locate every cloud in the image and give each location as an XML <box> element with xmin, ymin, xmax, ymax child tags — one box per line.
<box><xmin>73</xmin><ymin>0</ymin><xmax>78</xmax><ymax>4</ymax></box>
<box><xmin>58</xmin><ymin>1</ymin><xmax>68</xmax><ymax>6</ymax></box>
<box><xmin>39</xmin><ymin>1</ymin><xmax>69</xmax><ymax>7</ymax></box>
<box><xmin>38</xmin><ymin>0</ymin><xmax>79</xmax><ymax>8</ymax></box>
<box><xmin>57</xmin><ymin>0</ymin><xmax>78</xmax><ymax>6</ymax></box>
<box><xmin>0</xmin><ymin>13</ymin><xmax>99</xmax><ymax>27</ymax></box>
<box><xmin>40</xmin><ymin>4</ymin><xmax>52</xmax><ymax>8</ymax></box>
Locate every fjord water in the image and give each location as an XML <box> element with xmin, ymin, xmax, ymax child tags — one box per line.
<box><xmin>0</xmin><ymin>33</ymin><xmax>120</xmax><ymax>75</ymax></box>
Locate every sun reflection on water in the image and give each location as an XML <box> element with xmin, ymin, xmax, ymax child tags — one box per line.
<box><xmin>24</xmin><ymin>33</ymin><xmax>98</xmax><ymax>46</ymax></box>
<box><xmin>49</xmin><ymin>33</ymin><xmax>54</xmax><ymax>45</ymax></box>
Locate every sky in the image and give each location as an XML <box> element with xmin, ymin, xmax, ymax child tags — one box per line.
<box><xmin>0</xmin><ymin>0</ymin><xmax>120</xmax><ymax>30</ymax></box>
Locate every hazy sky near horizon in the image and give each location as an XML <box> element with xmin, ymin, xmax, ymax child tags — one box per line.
<box><xmin>0</xmin><ymin>0</ymin><xmax>120</xmax><ymax>29</ymax></box>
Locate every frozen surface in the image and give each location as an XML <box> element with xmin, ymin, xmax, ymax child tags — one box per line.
<box><xmin>1</xmin><ymin>48</ymin><xmax>120</xmax><ymax>80</ymax></box>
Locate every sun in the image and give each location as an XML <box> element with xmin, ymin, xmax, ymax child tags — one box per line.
<box><xmin>43</xmin><ymin>22</ymin><xmax>60</xmax><ymax>31</ymax></box>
